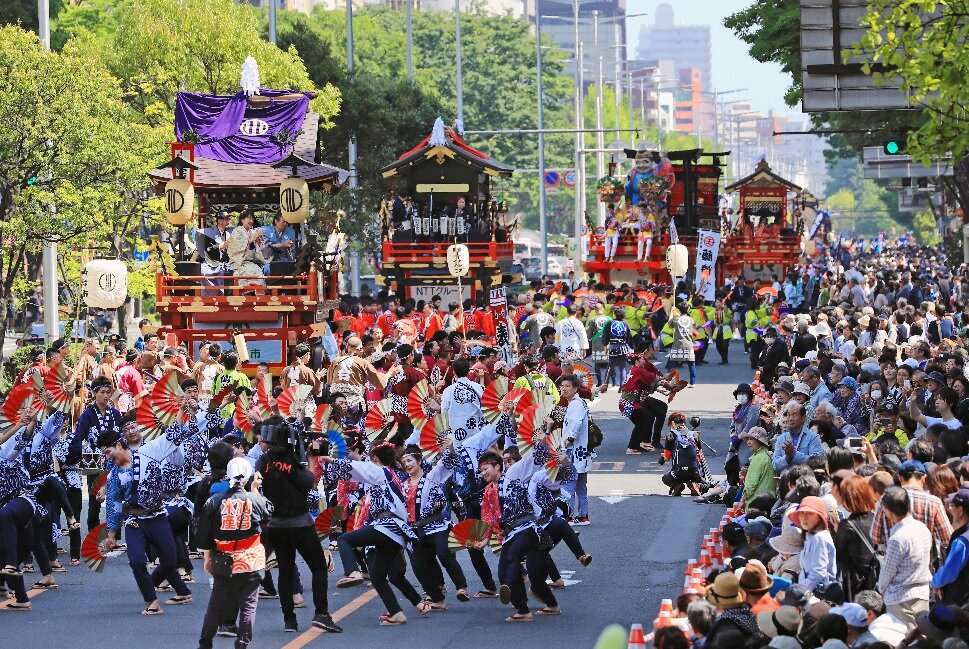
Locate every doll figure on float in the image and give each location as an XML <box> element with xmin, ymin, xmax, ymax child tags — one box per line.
<box><xmin>637</xmin><ymin>203</ymin><xmax>658</xmax><ymax>263</ymax></box>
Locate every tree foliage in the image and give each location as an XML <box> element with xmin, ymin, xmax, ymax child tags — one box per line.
<box><xmin>854</xmin><ymin>0</ymin><xmax>969</xmax><ymax>212</ymax></box>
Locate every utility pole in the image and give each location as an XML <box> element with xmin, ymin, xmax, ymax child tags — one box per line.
<box><xmin>455</xmin><ymin>0</ymin><xmax>464</xmax><ymax>126</ymax></box>
<box><xmin>573</xmin><ymin>0</ymin><xmax>583</xmax><ymax>270</ymax></box>
<box><xmin>347</xmin><ymin>0</ymin><xmax>360</xmax><ymax>296</ymax></box>
<box><xmin>269</xmin><ymin>0</ymin><xmax>277</xmax><ymax>45</ymax></box>
<box><xmin>536</xmin><ymin>9</ymin><xmax>548</xmax><ymax>275</ymax></box>
<box><xmin>406</xmin><ymin>0</ymin><xmax>413</xmax><ymax>81</ymax></box>
<box><xmin>593</xmin><ymin>11</ymin><xmax>605</xmax><ymax>226</ymax></box>
<box><xmin>39</xmin><ymin>0</ymin><xmax>58</xmax><ymax>344</ymax></box>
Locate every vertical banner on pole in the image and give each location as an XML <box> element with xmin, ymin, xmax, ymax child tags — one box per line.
<box><xmin>489</xmin><ymin>287</ymin><xmax>515</xmax><ymax>367</ymax></box>
<box><xmin>694</xmin><ymin>229</ymin><xmax>721</xmax><ymax>302</ymax></box>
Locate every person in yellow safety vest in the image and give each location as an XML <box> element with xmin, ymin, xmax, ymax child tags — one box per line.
<box><xmin>689</xmin><ymin>296</ymin><xmax>715</xmax><ymax>365</ymax></box>
<box><xmin>710</xmin><ymin>297</ymin><xmax>734</xmax><ymax>365</ymax></box>
<box><xmin>745</xmin><ymin>296</ymin><xmax>771</xmax><ymax>370</ymax></box>
<box><xmin>659</xmin><ymin>303</ymin><xmax>683</xmax><ymax>349</ymax></box>
<box><xmin>626</xmin><ymin>297</ymin><xmax>650</xmax><ymax>344</ymax></box>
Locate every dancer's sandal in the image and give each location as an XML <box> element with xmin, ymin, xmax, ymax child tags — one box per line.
<box><xmin>141</xmin><ymin>606</ymin><xmax>163</xmax><ymax>616</ymax></box>
<box><xmin>506</xmin><ymin>612</ymin><xmax>533</xmax><ymax>622</ymax></box>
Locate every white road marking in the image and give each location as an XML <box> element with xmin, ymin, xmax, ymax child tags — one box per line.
<box><xmin>598</xmin><ymin>488</ymin><xmax>632</xmax><ymax>504</ymax></box>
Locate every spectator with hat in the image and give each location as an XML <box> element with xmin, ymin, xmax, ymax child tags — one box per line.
<box><xmin>931</xmin><ymin>488</ymin><xmax>969</xmax><ymax>605</ymax></box>
<box><xmin>876</xmin><ymin>486</ymin><xmax>933</xmax><ymax>628</ymax></box>
<box><xmin>768</xmin><ymin>518</ymin><xmax>804</xmax><ymax>582</ymax></box>
<box><xmin>830</xmin><ymin>377</ymin><xmax>868</xmax><ymax>437</ymax></box>
<box><xmin>789</xmin><ymin>495</ymin><xmax>838</xmax><ymax>593</ymax></box>
<box><xmin>739</xmin><ymin>559</ymin><xmax>779</xmax><ymax>615</ymax></box>
<box><xmin>830</xmin><ymin>602</ymin><xmax>870</xmax><ymax>647</ymax></box>
<box><xmin>739</xmin><ymin>426</ymin><xmax>777</xmax><ymax>511</ymax></box>
<box><xmin>702</xmin><ymin>571</ymin><xmax>766</xmax><ymax>648</ymax></box>
<box><xmin>760</xmin><ymin>326</ymin><xmax>792</xmax><ymax>390</ymax></box>
<box><xmin>744</xmin><ymin>520</ymin><xmax>778</xmax><ymax>567</ymax></box>
<box><xmin>756</xmin><ymin>604</ymin><xmax>801</xmax><ymax>648</ymax></box>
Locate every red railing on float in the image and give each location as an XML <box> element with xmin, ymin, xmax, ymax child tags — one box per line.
<box><xmin>156</xmin><ymin>272</ymin><xmax>317</xmax><ymax>307</ymax></box>
<box><xmin>382</xmin><ymin>240</ymin><xmax>514</xmax><ymax>264</ymax></box>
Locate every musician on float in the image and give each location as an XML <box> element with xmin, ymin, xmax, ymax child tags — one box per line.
<box><xmin>260</xmin><ymin>212</ymin><xmax>296</xmax><ymax>267</ymax></box>
<box><xmin>198</xmin><ymin>211</ymin><xmax>233</xmax><ymax>291</ymax></box>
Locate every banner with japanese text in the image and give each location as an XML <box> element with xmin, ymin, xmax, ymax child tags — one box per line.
<box><xmin>694</xmin><ymin>229</ymin><xmax>721</xmax><ymax>302</ymax></box>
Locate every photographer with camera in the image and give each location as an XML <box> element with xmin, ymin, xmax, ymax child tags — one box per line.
<box><xmin>254</xmin><ymin>417</ymin><xmax>342</xmax><ymax>634</ymax></box>
<box><xmin>195</xmin><ymin>458</ymin><xmax>272</xmax><ymax>649</ymax></box>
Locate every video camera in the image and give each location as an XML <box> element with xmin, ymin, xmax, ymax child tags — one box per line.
<box><xmin>256</xmin><ymin>418</ymin><xmax>326</xmax><ymax>465</ymax></box>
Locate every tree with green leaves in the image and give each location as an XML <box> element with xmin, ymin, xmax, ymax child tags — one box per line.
<box><xmin>0</xmin><ymin>25</ymin><xmax>165</xmax><ymax>350</ymax></box>
<box><xmin>854</xmin><ymin>0</ymin><xmax>969</xmax><ymax>213</ymax></box>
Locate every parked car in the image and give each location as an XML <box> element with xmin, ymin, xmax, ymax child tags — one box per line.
<box><xmin>546</xmin><ymin>258</ymin><xmax>563</xmax><ymax>278</ymax></box>
<box><xmin>521</xmin><ymin>257</ymin><xmax>543</xmax><ymax>281</ymax></box>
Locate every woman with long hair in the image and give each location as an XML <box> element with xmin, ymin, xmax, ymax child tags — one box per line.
<box><xmin>832</xmin><ymin>474</ymin><xmax>879</xmax><ymax>600</ymax></box>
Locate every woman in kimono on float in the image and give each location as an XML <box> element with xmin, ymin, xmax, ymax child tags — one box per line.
<box><xmin>227</xmin><ymin>210</ymin><xmax>273</xmax><ymax>294</ymax></box>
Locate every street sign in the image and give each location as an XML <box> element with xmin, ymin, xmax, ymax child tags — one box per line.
<box><xmin>563</xmin><ymin>170</ymin><xmax>577</xmax><ymax>187</ymax></box>
<box><xmin>544</xmin><ymin>170</ymin><xmax>560</xmax><ymax>187</ymax></box>
<box><xmin>579</xmin><ymin>225</ymin><xmax>588</xmax><ymax>236</ymax></box>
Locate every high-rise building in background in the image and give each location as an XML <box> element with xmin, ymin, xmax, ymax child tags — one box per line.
<box><xmin>533</xmin><ymin>0</ymin><xmax>626</xmax><ymax>85</ymax></box>
<box><xmin>637</xmin><ymin>3</ymin><xmax>711</xmax><ymax>93</ymax></box>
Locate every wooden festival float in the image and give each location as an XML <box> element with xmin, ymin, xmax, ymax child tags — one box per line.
<box><xmin>585</xmin><ymin>148</ymin><xmax>728</xmax><ymax>288</ymax></box>
<box><xmin>722</xmin><ymin>159</ymin><xmax>806</xmax><ymax>284</ymax></box>
<box><xmin>377</xmin><ymin>118</ymin><xmax>515</xmax><ymax>304</ymax></box>
<box><xmin>147</xmin><ymin>75</ymin><xmax>348</xmax><ymax>374</ymax></box>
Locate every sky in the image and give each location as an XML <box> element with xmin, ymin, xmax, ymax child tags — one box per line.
<box><xmin>626</xmin><ymin>0</ymin><xmax>800</xmax><ymax>119</ymax></box>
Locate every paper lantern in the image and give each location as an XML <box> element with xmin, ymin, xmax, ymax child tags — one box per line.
<box><xmin>81</xmin><ymin>259</ymin><xmax>128</xmax><ymax>309</ymax></box>
<box><xmin>280</xmin><ymin>176</ymin><xmax>310</xmax><ymax>223</ymax></box>
<box><xmin>164</xmin><ymin>177</ymin><xmax>194</xmax><ymax>226</ymax></box>
<box><xmin>446</xmin><ymin>243</ymin><xmax>470</xmax><ymax>277</ymax></box>
<box><xmin>666</xmin><ymin>243</ymin><xmax>688</xmax><ymax>278</ymax></box>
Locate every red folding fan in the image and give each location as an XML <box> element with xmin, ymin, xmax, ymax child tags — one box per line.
<box><xmin>480</xmin><ymin>376</ymin><xmax>509</xmax><ymax>424</ymax></box>
<box><xmin>255</xmin><ymin>374</ymin><xmax>272</xmax><ymax>413</ymax></box>
<box><xmin>43</xmin><ymin>360</ymin><xmax>74</xmax><ymax>414</ymax></box>
<box><xmin>233</xmin><ymin>393</ymin><xmax>255</xmax><ymax>442</ymax></box>
<box><xmin>81</xmin><ymin>523</ymin><xmax>109</xmax><ymax>573</ymax></box>
<box><xmin>0</xmin><ymin>382</ymin><xmax>39</xmax><ymax>440</ymax></box>
<box><xmin>515</xmin><ymin>404</ymin><xmax>547</xmax><ymax>459</ymax></box>
<box><xmin>364</xmin><ymin>398</ymin><xmax>396</xmax><ymax>443</ymax></box>
<box><xmin>447</xmin><ymin>519</ymin><xmax>493</xmax><ymax>553</ymax></box>
<box><xmin>418</xmin><ymin>415</ymin><xmax>451</xmax><ymax>463</ymax></box>
<box><xmin>571</xmin><ymin>363</ymin><xmax>595</xmax><ymax>393</ymax></box>
<box><xmin>136</xmin><ymin>397</ymin><xmax>169</xmax><ymax>442</ymax></box>
<box><xmin>406</xmin><ymin>379</ymin><xmax>434</xmax><ymax>428</ymax></box>
<box><xmin>276</xmin><ymin>384</ymin><xmax>313</xmax><ymax>419</ymax></box>
<box><xmin>314</xmin><ymin>506</ymin><xmax>345</xmax><ymax>541</ymax></box>
<box><xmin>208</xmin><ymin>381</ymin><xmax>234</xmax><ymax>413</ymax></box>
<box><xmin>150</xmin><ymin>372</ymin><xmax>184</xmax><ymax>428</ymax></box>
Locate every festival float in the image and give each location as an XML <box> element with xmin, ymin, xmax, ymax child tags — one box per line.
<box><xmin>377</xmin><ymin>118</ymin><xmax>515</xmax><ymax>304</ymax></box>
<box><xmin>585</xmin><ymin>148</ymin><xmax>727</xmax><ymax>289</ymax></box>
<box><xmin>722</xmin><ymin>159</ymin><xmax>808</xmax><ymax>283</ymax></box>
<box><xmin>147</xmin><ymin>59</ymin><xmax>347</xmax><ymax>373</ymax></box>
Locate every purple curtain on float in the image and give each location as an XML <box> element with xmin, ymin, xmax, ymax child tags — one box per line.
<box><xmin>174</xmin><ymin>89</ymin><xmax>312</xmax><ymax>164</ymax></box>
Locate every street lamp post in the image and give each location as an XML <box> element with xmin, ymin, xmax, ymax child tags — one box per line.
<box><xmin>455</xmin><ymin>0</ymin><xmax>464</xmax><ymax>127</ymax></box>
<box><xmin>347</xmin><ymin>0</ymin><xmax>360</xmax><ymax>296</ymax></box>
<box><xmin>406</xmin><ymin>0</ymin><xmax>413</xmax><ymax>81</ymax></box>
<box><xmin>536</xmin><ymin>9</ymin><xmax>548</xmax><ymax>275</ymax></box>
<box><xmin>39</xmin><ymin>0</ymin><xmax>58</xmax><ymax>344</ymax></box>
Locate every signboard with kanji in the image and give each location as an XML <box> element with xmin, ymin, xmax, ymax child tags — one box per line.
<box><xmin>694</xmin><ymin>229</ymin><xmax>721</xmax><ymax>302</ymax></box>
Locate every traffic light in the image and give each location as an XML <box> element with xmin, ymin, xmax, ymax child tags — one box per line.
<box><xmin>883</xmin><ymin>139</ymin><xmax>903</xmax><ymax>155</ymax></box>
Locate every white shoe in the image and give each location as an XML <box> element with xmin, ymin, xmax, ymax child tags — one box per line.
<box><xmin>687</xmin><ymin>384</ymin><xmax>695</xmax><ymax>388</ymax></box>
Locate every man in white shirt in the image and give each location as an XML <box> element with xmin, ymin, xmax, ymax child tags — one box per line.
<box><xmin>560</xmin><ymin>375</ymin><xmax>592</xmax><ymax>526</ymax></box>
<box><xmin>876</xmin><ymin>487</ymin><xmax>932</xmax><ymax>629</ymax></box>
<box><xmin>439</xmin><ymin>357</ymin><xmax>483</xmax><ymax>442</ymax></box>
<box><xmin>555</xmin><ymin>305</ymin><xmax>589</xmax><ymax>361</ymax></box>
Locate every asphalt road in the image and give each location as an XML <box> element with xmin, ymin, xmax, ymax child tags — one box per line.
<box><xmin>1</xmin><ymin>343</ymin><xmax>752</xmax><ymax>649</ymax></box>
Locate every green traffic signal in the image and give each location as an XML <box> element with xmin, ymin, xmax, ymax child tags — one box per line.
<box><xmin>883</xmin><ymin>140</ymin><xmax>902</xmax><ymax>155</ymax></box>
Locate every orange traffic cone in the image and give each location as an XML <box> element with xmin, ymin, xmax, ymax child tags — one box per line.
<box><xmin>627</xmin><ymin>622</ymin><xmax>646</xmax><ymax>648</ymax></box>
<box><xmin>698</xmin><ymin>549</ymin><xmax>712</xmax><ymax>573</ymax></box>
<box><xmin>683</xmin><ymin>560</ymin><xmax>697</xmax><ymax>588</ymax></box>
<box><xmin>653</xmin><ymin>599</ymin><xmax>674</xmax><ymax>631</ymax></box>
<box><xmin>688</xmin><ymin>567</ymin><xmax>705</xmax><ymax>594</ymax></box>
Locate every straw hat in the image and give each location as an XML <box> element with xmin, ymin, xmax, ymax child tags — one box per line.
<box><xmin>738</xmin><ymin>559</ymin><xmax>773</xmax><ymax>595</ymax></box>
<box><xmin>769</xmin><ymin>518</ymin><xmax>805</xmax><ymax>555</ymax></box>
<box><xmin>705</xmin><ymin>571</ymin><xmax>745</xmax><ymax>609</ymax></box>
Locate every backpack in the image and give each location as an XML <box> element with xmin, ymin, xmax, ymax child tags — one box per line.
<box><xmin>672</xmin><ymin>435</ymin><xmax>698</xmax><ymax>475</ymax></box>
